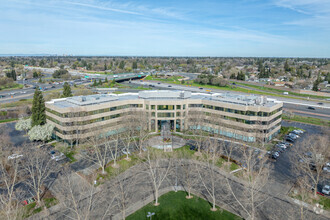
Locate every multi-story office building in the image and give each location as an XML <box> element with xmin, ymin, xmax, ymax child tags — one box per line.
<box><xmin>46</xmin><ymin>90</ymin><xmax>282</xmax><ymax>143</ymax></box>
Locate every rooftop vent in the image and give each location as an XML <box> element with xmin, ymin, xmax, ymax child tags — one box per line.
<box><xmin>81</xmin><ymin>97</ymin><xmax>86</xmax><ymax>102</ymax></box>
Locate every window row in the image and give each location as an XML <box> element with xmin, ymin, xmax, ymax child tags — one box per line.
<box><xmin>46</xmin><ymin>104</ymin><xmax>143</xmax><ymax>118</ymax></box>
<box><xmin>188</xmin><ymin>104</ymin><xmax>282</xmax><ymax>117</ymax></box>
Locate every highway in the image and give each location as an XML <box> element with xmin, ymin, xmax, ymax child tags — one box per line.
<box><xmin>126</xmin><ymin>80</ymin><xmax>330</xmax><ymax>120</ymax></box>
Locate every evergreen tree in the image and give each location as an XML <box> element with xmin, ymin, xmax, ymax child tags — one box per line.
<box><xmin>104</xmin><ymin>63</ymin><xmax>107</xmax><ymax>71</ymax></box>
<box><xmin>132</xmin><ymin>61</ymin><xmax>138</xmax><ymax>69</ymax></box>
<box><xmin>284</xmin><ymin>60</ymin><xmax>290</xmax><ymax>72</ymax></box>
<box><xmin>62</xmin><ymin>82</ymin><xmax>72</xmax><ymax>97</ymax></box>
<box><xmin>308</xmin><ymin>70</ymin><xmax>312</xmax><ymax>78</ymax></box>
<box><xmin>98</xmin><ymin>79</ymin><xmax>102</xmax><ymax>85</ymax></box>
<box><xmin>230</xmin><ymin>73</ymin><xmax>236</xmax><ymax>79</ymax></box>
<box><xmin>104</xmin><ymin>77</ymin><xmax>108</xmax><ymax>83</ymax></box>
<box><xmin>119</xmin><ymin>61</ymin><xmax>125</xmax><ymax>69</ymax></box>
<box><xmin>93</xmin><ymin>80</ymin><xmax>97</xmax><ymax>87</ymax></box>
<box><xmin>31</xmin><ymin>89</ymin><xmax>46</xmax><ymax>127</ymax></box>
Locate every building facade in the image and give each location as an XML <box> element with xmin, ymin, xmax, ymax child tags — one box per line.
<box><xmin>45</xmin><ymin>90</ymin><xmax>283</xmax><ymax>143</ymax></box>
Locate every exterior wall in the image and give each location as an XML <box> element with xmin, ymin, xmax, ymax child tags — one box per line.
<box><xmin>46</xmin><ymin>97</ymin><xmax>283</xmax><ymax>143</ymax></box>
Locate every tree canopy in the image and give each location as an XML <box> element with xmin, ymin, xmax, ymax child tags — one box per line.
<box><xmin>31</xmin><ymin>89</ymin><xmax>46</xmax><ymax>127</ymax></box>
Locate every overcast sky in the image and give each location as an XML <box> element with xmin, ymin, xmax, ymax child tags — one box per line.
<box><xmin>0</xmin><ymin>0</ymin><xmax>329</xmax><ymax>57</ymax></box>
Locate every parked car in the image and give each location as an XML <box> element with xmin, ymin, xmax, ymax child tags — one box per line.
<box><xmin>189</xmin><ymin>145</ymin><xmax>197</xmax><ymax>151</ymax></box>
<box><xmin>122</xmin><ymin>149</ymin><xmax>131</xmax><ymax>155</ymax></box>
<box><xmin>157</xmin><ymin>82</ymin><xmax>161</xmax><ymax>84</ymax></box>
<box><xmin>271</xmin><ymin>152</ymin><xmax>279</xmax><ymax>160</ymax></box>
<box><xmin>285</xmin><ymin>137</ymin><xmax>295</xmax><ymax>142</ymax></box>
<box><xmin>51</xmin><ymin>152</ymin><xmax>65</xmax><ymax>161</ymax></box>
<box><xmin>289</xmin><ymin>132</ymin><xmax>300</xmax><ymax>138</ymax></box>
<box><xmin>8</xmin><ymin>154</ymin><xmax>23</xmax><ymax>160</ymax></box>
<box><xmin>322</xmin><ymin>185</ymin><xmax>330</xmax><ymax>195</ymax></box>
<box><xmin>168</xmin><ymin>85</ymin><xmax>172</xmax><ymax>87</ymax></box>
<box><xmin>307</xmin><ymin>106</ymin><xmax>315</xmax><ymax>110</ymax></box>
<box><xmin>22</xmin><ymin>198</ymin><xmax>36</xmax><ymax>206</ymax></box>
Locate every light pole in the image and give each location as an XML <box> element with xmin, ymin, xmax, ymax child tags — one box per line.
<box><xmin>147</xmin><ymin>212</ymin><xmax>155</xmax><ymax>220</ymax></box>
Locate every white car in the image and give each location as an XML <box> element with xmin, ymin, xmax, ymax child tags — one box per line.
<box><xmin>122</xmin><ymin>149</ymin><xmax>131</xmax><ymax>155</ymax></box>
<box><xmin>321</xmin><ymin>185</ymin><xmax>330</xmax><ymax>195</ymax></box>
<box><xmin>323</xmin><ymin>166</ymin><xmax>330</xmax><ymax>173</ymax></box>
<box><xmin>51</xmin><ymin>153</ymin><xmax>64</xmax><ymax>161</ymax></box>
<box><xmin>8</xmin><ymin>154</ymin><xmax>23</xmax><ymax>160</ymax></box>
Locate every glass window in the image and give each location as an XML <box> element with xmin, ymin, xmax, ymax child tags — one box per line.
<box><xmin>176</xmin><ymin>112</ymin><xmax>181</xmax><ymax>117</ymax></box>
<box><xmin>183</xmin><ymin>104</ymin><xmax>186</xmax><ymax>110</ymax></box>
<box><xmin>157</xmin><ymin>105</ymin><xmax>174</xmax><ymax>110</ymax></box>
<box><xmin>157</xmin><ymin>112</ymin><xmax>174</xmax><ymax>117</ymax></box>
<box><xmin>151</xmin><ymin>112</ymin><xmax>155</xmax><ymax>117</ymax></box>
<box><xmin>146</xmin><ymin>104</ymin><xmax>149</xmax><ymax>110</ymax></box>
<box><xmin>176</xmin><ymin>105</ymin><xmax>181</xmax><ymax>110</ymax></box>
<box><xmin>151</xmin><ymin>105</ymin><xmax>155</xmax><ymax>110</ymax></box>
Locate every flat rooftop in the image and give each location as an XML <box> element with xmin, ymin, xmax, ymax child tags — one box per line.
<box><xmin>46</xmin><ymin>90</ymin><xmax>280</xmax><ymax>109</ymax></box>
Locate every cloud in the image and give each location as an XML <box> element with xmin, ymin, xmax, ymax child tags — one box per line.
<box><xmin>62</xmin><ymin>1</ymin><xmax>142</xmax><ymax>15</ymax></box>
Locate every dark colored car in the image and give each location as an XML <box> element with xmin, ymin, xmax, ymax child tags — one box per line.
<box><xmin>307</xmin><ymin>106</ymin><xmax>315</xmax><ymax>110</ymax></box>
<box><xmin>199</xmin><ymin>87</ymin><xmax>203</xmax><ymax>90</ymax></box>
<box><xmin>285</xmin><ymin>136</ymin><xmax>295</xmax><ymax>142</ymax></box>
<box><xmin>317</xmin><ymin>102</ymin><xmax>323</xmax><ymax>105</ymax></box>
<box><xmin>189</xmin><ymin>145</ymin><xmax>197</xmax><ymax>151</ymax></box>
<box><xmin>51</xmin><ymin>85</ymin><xmax>55</xmax><ymax>88</ymax></box>
<box><xmin>168</xmin><ymin>85</ymin><xmax>172</xmax><ymax>87</ymax></box>
<box><xmin>157</xmin><ymin>82</ymin><xmax>161</xmax><ymax>84</ymax></box>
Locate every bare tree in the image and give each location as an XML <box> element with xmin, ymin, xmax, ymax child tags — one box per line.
<box><xmin>81</xmin><ymin>130</ymin><xmax>112</xmax><ymax>174</ymax></box>
<box><xmin>24</xmin><ymin>150</ymin><xmax>58</xmax><ymax>204</ymax></box>
<box><xmin>185</xmin><ymin>109</ymin><xmax>206</xmax><ymax>156</ymax></box>
<box><xmin>141</xmin><ymin>149</ymin><xmax>172</xmax><ymax>206</ymax></box>
<box><xmin>0</xmin><ymin>148</ymin><xmax>23</xmax><ymax>220</ymax></box>
<box><xmin>131</xmin><ymin>110</ymin><xmax>150</xmax><ymax>155</ymax></box>
<box><xmin>107</xmin><ymin>132</ymin><xmax>121</xmax><ymax>168</ymax></box>
<box><xmin>112</xmin><ymin>167</ymin><xmax>138</xmax><ymax>220</ymax></box>
<box><xmin>54</xmin><ymin>169</ymin><xmax>115</xmax><ymax>220</ymax></box>
<box><xmin>196</xmin><ymin>137</ymin><xmax>221</xmax><ymax>211</ymax></box>
<box><xmin>225</xmin><ymin>146</ymin><xmax>271</xmax><ymax>220</ymax></box>
<box><xmin>292</xmin><ymin>134</ymin><xmax>329</xmax><ymax>197</ymax></box>
<box><xmin>177</xmin><ymin>150</ymin><xmax>198</xmax><ymax>199</ymax></box>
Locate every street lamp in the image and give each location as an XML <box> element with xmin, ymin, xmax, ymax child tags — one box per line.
<box><xmin>147</xmin><ymin>212</ymin><xmax>155</xmax><ymax>220</ymax></box>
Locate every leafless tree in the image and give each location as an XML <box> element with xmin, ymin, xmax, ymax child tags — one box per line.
<box><xmin>292</xmin><ymin>134</ymin><xmax>329</xmax><ymax>197</ymax></box>
<box><xmin>177</xmin><ymin>150</ymin><xmax>197</xmax><ymax>199</ymax></box>
<box><xmin>225</xmin><ymin>146</ymin><xmax>271</xmax><ymax>220</ymax></box>
<box><xmin>0</xmin><ymin>148</ymin><xmax>23</xmax><ymax>220</ymax></box>
<box><xmin>185</xmin><ymin>108</ymin><xmax>206</xmax><ymax>156</ymax></box>
<box><xmin>195</xmin><ymin>137</ymin><xmax>221</xmax><ymax>211</ymax></box>
<box><xmin>112</xmin><ymin>167</ymin><xmax>138</xmax><ymax>219</ymax></box>
<box><xmin>81</xmin><ymin>130</ymin><xmax>112</xmax><ymax>174</ymax></box>
<box><xmin>107</xmin><ymin>132</ymin><xmax>121</xmax><ymax>168</ymax></box>
<box><xmin>24</xmin><ymin>150</ymin><xmax>58</xmax><ymax>204</ymax></box>
<box><xmin>54</xmin><ymin>169</ymin><xmax>115</xmax><ymax>220</ymax></box>
<box><xmin>131</xmin><ymin>110</ymin><xmax>150</xmax><ymax>155</ymax></box>
<box><xmin>141</xmin><ymin>149</ymin><xmax>172</xmax><ymax>206</ymax></box>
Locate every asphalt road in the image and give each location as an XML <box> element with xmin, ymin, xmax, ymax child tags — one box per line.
<box><xmin>129</xmin><ymin>80</ymin><xmax>330</xmax><ymax>120</ymax></box>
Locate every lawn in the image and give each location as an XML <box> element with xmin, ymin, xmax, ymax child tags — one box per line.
<box><xmin>126</xmin><ymin>191</ymin><xmax>241</xmax><ymax>220</ymax></box>
<box><xmin>0</xmin><ymin>98</ymin><xmax>33</xmax><ymax>108</ymax></box>
<box><xmin>231</xmin><ymin>81</ymin><xmax>329</xmax><ymax>100</ymax></box>
<box><xmin>0</xmin><ymin>118</ymin><xmax>18</xmax><ymax>124</ymax></box>
<box><xmin>282</xmin><ymin>114</ymin><xmax>330</xmax><ymax>127</ymax></box>
<box><xmin>0</xmin><ymin>83</ymin><xmax>23</xmax><ymax>91</ymax></box>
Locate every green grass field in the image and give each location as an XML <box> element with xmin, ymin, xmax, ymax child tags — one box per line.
<box><xmin>231</xmin><ymin>81</ymin><xmax>330</xmax><ymax>100</ymax></box>
<box><xmin>0</xmin><ymin>83</ymin><xmax>23</xmax><ymax>91</ymax></box>
<box><xmin>283</xmin><ymin>114</ymin><xmax>330</xmax><ymax>127</ymax></box>
<box><xmin>127</xmin><ymin>191</ymin><xmax>241</xmax><ymax>220</ymax></box>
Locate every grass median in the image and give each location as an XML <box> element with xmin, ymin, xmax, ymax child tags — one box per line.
<box><xmin>283</xmin><ymin>114</ymin><xmax>330</xmax><ymax>127</ymax></box>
